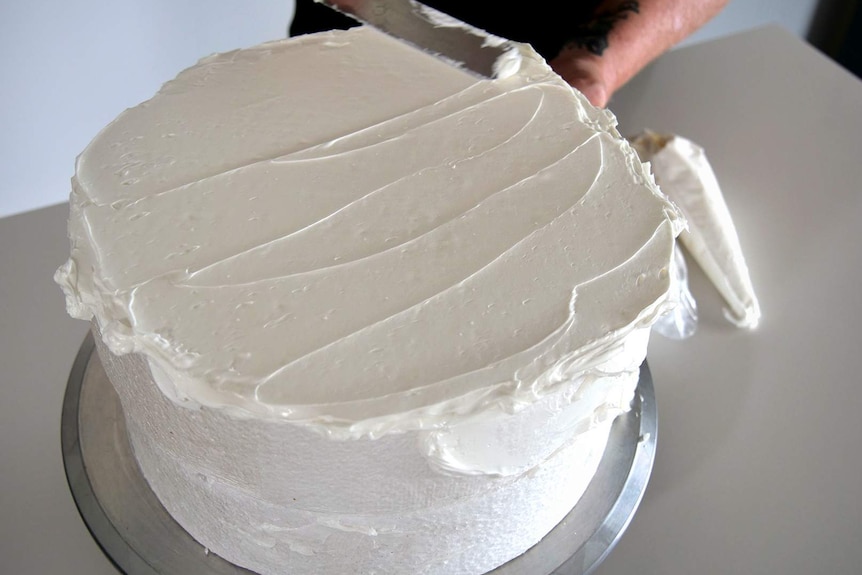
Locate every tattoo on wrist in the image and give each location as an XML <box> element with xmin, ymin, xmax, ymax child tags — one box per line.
<box><xmin>567</xmin><ymin>1</ymin><xmax>640</xmax><ymax>56</ymax></box>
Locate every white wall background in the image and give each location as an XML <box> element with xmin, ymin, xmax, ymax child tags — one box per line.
<box><xmin>0</xmin><ymin>0</ymin><xmax>831</xmax><ymax>218</ymax></box>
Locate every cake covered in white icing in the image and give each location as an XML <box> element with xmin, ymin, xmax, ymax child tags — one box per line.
<box><xmin>56</xmin><ymin>26</ymin><xmax>682</xmax><ymax>575</ymax></box>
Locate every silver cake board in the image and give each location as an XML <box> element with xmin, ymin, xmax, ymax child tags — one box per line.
<box><xmin>61</xmin><ymin>332</ymin><xmax>657</xmax><ymax>575</ymax></box>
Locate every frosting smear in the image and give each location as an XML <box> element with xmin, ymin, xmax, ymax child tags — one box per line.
<box><xmin>56</xmin><ymin>27</ymin><xmax>681</xmax><ymax>439</ymax></box>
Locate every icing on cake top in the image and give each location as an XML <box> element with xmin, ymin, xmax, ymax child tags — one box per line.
<box><xmin>56</xmin><ymin>27</ymin><xmax>681</xmax><ymax>439</ymax></box>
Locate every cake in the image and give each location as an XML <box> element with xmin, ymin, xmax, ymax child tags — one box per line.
<box><xmin>56</xmin><ymin>26</ymin><xmax>682</xmax><ymax>575</ymax></box>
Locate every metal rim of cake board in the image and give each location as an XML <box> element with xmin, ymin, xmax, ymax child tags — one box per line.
<box><xmin>62</xmin><ymin>331</ymin><xmax>657</xmax><ymax>575</ymax></box>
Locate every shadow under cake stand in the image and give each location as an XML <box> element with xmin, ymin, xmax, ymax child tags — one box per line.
<box><xmin>62</xmin><ymin>332</ymin><xmax>657</xmax><ymax>575</ymax></box>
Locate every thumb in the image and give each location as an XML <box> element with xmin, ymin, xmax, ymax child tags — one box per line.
<box><xmin>570</xmin><ymin>78</ymin><xmax>610</xmax><ymax>108</ymax></box>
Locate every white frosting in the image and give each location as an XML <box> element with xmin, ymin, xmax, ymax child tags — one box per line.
<box><xmin>57</xmin><ymin>27</ymin><xmax>681</xmax><ymax>575</ymax></box>
<box><xmin>630</xmin><ymin>131</ymin><xmax>761</xmax><ymax>328</ymax></box>
<box><xmin>94</xmin><ymin>327</ymin><xmax>638</xmax><ymax>574</ymax></box>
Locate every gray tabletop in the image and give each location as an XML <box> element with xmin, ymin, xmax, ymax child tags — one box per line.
<box><xmin>2</xmin><ymin>25</ymin><xmax>860</xmax><ymax>575</ymax></box>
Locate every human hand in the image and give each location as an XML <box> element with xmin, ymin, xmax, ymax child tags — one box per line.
<box><xmin>548</xmin><ymin>0</ymin><xmax>730</xmax><ymax>109</ymax></box>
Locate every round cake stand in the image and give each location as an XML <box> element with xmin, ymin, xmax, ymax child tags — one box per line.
<box><xmin>62</xmin><ymin>332</ymin><xmax>657</xmax><ymax>575</ymax></box>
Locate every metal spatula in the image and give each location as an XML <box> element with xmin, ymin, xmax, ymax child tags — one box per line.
<box><xmin>318</xmin><ymin>0</ymin><xmax>519</xmax><ymax>78</ymax></box>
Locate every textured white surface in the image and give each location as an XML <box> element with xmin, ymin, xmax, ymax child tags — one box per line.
<box><xmin>56</xmin><ymin>27</ymin><xmax>679</xmax><ymax>437</ymax></box>
<box><xmin>55</xmin><ymin>26</ymin><xmax>679</xmax><ymax>575</ymax></box>
<box><xmin>96</xmin><ymin>329</ymin><xmax>635</xmax><ymax>575</ymax></box>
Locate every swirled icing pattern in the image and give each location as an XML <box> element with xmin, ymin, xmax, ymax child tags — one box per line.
<box><xmin>57</xmin><ymin>27</ymin><xmax>681</xmax><ymax>440</ymax></box>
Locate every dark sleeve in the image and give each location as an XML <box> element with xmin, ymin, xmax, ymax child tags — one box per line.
<box><xmin>290</xmin><ymin>0</ymin><xmax>602</xmax><ymax>61</ymax></box>
<box><xmin>289</xmin><ymin>0</ymin><xmax>361</xmax><ymax>37</ymax></box>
